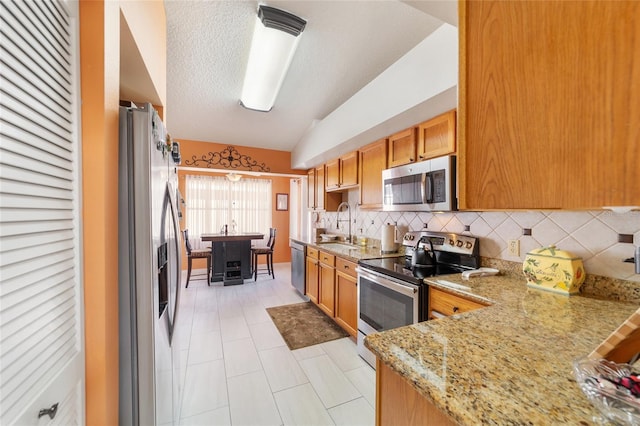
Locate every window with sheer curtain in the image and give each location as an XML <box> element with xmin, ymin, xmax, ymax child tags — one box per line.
<box><xmin>185</xmin><ymin>175</ymin><xmax>272</xmax><ymax>249</ymax></box>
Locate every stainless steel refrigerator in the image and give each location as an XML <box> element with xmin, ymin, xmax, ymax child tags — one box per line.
<box><xmin>118</xmin><ymin>103</ymin><xmax>183</xmax><ymax>425</ymax></box>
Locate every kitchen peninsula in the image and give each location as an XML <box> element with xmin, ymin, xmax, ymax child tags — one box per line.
<box><xmin>201</xmin><ymin>232</ymin><xmax>264</xmax><ymax>285</ymax></box>
<box><xmin>366</xmin><ymin>271</ymin><xmax>639</xmax><ymax>425</ymax></box>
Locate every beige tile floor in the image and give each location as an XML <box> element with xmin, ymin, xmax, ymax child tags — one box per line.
<box><xmin>176</xmin><ymin>263</ymin><xmax>375</xmax><ymax>425</ymax></box>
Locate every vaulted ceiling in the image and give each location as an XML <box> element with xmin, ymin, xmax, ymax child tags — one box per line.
<box><xmin>126</xmin><ymin>1</ymin><xmax>457</xmax><ymax>167</ymax></box>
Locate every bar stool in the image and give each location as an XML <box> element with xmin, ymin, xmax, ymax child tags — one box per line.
<box><xmin>183</xmin><ymin>229</ymin><xmax>211</xmax><ymax>287</ymax></box>
<box><xmin>251</xmin><ymin>228</ymin><xmax>276</xmax><ymax>281</ymax></box>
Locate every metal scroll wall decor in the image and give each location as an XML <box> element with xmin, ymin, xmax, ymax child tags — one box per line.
<box><xmin>184</xmin><ymin>145</ymin><xmax>271</xmax><ymax>172</ymax></box>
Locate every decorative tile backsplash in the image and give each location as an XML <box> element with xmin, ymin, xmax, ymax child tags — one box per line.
<box><xmin>317</xmin><ymin>199</ymin><xmax>640</xmax><ymax>282</ymax></box>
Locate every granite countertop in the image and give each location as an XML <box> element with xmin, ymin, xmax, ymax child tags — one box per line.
<box><xmin>365</xmin><ymin>272</ymin><xmax>639</xmax><ymax>425</ymax></box>
<box><xmin>290</xmin><ymin>237</ymin><xmax>402</xmax><ymax>262</ymax></box>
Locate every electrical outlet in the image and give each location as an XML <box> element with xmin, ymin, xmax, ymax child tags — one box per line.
<box><xmin>508</xmin><ymin>239</ymin><xmax>520</xmax><ymax>256</ymax></box>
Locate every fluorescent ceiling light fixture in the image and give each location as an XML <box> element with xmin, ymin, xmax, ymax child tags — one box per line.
<box><xmin>240</xmin><ymin>5</ymin><xmax>306</xmax><ymax>112</ymax></box>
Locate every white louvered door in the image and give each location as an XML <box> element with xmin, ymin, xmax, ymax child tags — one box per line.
<box><xmin>0</xmin><ymin>0</ymin><xmax>84</xmax><ymax>425</ymax></box>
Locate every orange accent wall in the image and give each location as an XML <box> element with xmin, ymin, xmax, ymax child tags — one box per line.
<box><xmin>80</xmin><ymin>0</ymin><xmax>166</xmax><ymax>424</ymax></box>
<box><xmin>177</xmin><ymin>139</ymin><xmax>304</xmax><ymax>271</ymax></box>
<box><xmin>80</xmin><ymin>1</ymin><xmax>120</xmax><ymax>424</ymax></box>
<box><xmin>179</xmin><ymin>139</ymin><xmax>307</xmax><ymax>175</ymax></box>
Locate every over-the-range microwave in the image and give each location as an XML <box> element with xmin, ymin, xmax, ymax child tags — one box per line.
<box><xmin>382</xmin><ymin>155</ymin><xmax>457</xmax><ymax>212</ymax></box>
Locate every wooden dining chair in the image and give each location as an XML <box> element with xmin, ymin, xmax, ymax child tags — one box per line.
<box><xmin>251</xmin><ymin>228</ymin><xmax>276</xmax><ymax>281</ymax></box>
<box><xmin>183</xmin><ymin>229</ymin><xmax>212</xmax><ymax>287</ymax></box>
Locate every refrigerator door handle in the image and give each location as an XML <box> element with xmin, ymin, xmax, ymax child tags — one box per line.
<box><xmin>169</xmin><ymin>184</ymin><xmax>182</xmax><ymax>345</ymax></box>
<box><xmin>162</xmin><ymin>182</ymin><xmax>182</xmax><ymax>344</ymax></box>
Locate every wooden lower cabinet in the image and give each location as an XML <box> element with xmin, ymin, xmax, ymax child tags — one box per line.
<box><xmin>428</xmin><ymin>287</ymin><xmax>488</xmax><ymax>319</ymax></box>
<box><xmin>377</xmin><ymin>359</ymin><xmax>455</xmax><ymax>426</ymax></box>
<box><xmin>305</xmin><ymin>249</ymin><xmax>358</xmax><ymax>336</ymax></box>
<box><xmin>334</xmin><ymin>258</ymin><xmax>358</xmax><ymax>337</ymax></box>
<box><xmin>305</xmin><ymin>247</ymin><xmax>319</xmax><ymax>304</ymax></box>
<box><xmin>318</xmin><ymin>251</ymin><xmax>336</xmax><ymax>317</ymax></box>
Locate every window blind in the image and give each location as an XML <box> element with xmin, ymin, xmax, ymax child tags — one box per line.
<box><xmin>0</xmin><ymin>0</ymin><xmax>83</xmax><ymax>423</ymax></box>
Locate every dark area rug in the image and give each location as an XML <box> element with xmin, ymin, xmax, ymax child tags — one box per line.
<box><xmin>266</xmin><ymin>302</ymin><xmax>349</xmax><ymax>350</ymax></box>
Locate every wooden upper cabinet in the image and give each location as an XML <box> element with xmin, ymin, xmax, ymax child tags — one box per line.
<box><xmin>387</xmin><ymin>127</ymin><xmax>417</xmax><ymax>168</ymax></box>
<box><xmin>306</xmin><ymin>254</ymin><xmax>319</xmax><ymax>304</ymax></box>
<box><xmin>459</xmin><ymin>0</ymin><xmax>640</xmax><ymax>209</ymax></box>
<box><xmin>308</xmin><ymin>165</ymin><xmax>341</xmax><ymax>211</ymax></box>
<box><xmin>326</xmin><ymin>152</ymin><xmax>359</xmax><ymax>191</ymax></box>
<box><xmin>340</xmin><ymin>151</ymin><xmax>358</xmax><ymax>188</ymax></box>
<box><xmin>315</xmin><ymin>165</ymin><xmax>326</xmax><ymax>210</ymax></box>
<box><xmin>417</xmin><ymin>110</ymin><xmax>456</xmax><ymax>161</ymax></box>
<box><xmin>325</xmin><ymin>159</ymin><xmax>340</xmax><ymax>191</ymax></box>
<box><xmin>307</xmin><ymin>168</ymin><xmax>316</xmax><ymax>209</ymax></box>
<box><xmin>359</xmin><ymin>139</ymin><xmax>387</xmax><ymax>209</ymax></box>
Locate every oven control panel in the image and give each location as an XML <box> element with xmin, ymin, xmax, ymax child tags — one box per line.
<box><xmin>402</xmin><ymin>231</ymin><xmax>478</xmax><ymax>256</ymax></box>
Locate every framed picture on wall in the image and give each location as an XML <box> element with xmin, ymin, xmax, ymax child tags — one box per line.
<box><xmin>276</xmin><ymin>193</ymin><xmax>288</xmax><ymax>211</ymax></box>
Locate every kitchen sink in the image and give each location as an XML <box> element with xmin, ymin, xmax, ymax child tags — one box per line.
<box><xmin>317</xmin><ymin>242</ymin><xmax>362</xmax><ymax>251</ymax></box>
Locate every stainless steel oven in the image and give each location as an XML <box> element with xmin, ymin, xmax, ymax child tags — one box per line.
<box><xmin>356</xmin><ymin>266</ymin><xmax>422</xmax><ymax>367</ymax></box>
<box><xmin>356</xmin><ymin>231</ymin><xmax>480</xmax><ymax>368</ymax></box>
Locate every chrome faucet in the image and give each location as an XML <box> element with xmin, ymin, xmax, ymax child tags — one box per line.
<box><xmin>336</xmin><ymin>202</ymin><xmax>352</xmax><ymax>244</ymax></box>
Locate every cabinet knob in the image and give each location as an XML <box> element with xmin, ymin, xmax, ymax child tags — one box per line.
<box><xmin>453</xmin><ymin>306</ymin><xmax>459</xmax><ymax>313</ymax></box>
<box><xmin>344</xmin><ymin>265</ymin><xmax>349</xmax><ymax>269</ymax></box>
<box><xmin>418</xmin><ymin>155</ymin><xmax>424</xmax><ymax>160</ymax></box>
<box><xmin>409</xmin><ymin>158</ymin><xmax>415</xmax><ymax>162</ymax></box>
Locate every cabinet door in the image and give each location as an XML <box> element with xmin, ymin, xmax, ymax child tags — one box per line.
<box><xmin>377</xmin><ymin>360</ymin><xmax>455</xmax><ymax>426</ymax></box>
<box><xmin>335</xmin><ymin>260</ymin><xmax>357</xmax><ymax>337</ymax></box>
<box><xmin>325</xmin><ymin>159</ymin><xmax>340</xmax><ymax>191</ymax></box>
<box><xmin>387</xmin><ymin>128</ymin><xmax>416</xmax><ymax>167</ymax></box>
<box><xmin>307</xmin><ymin>169</ymin><xmax>316</xmax><ymax>209</ymax></box>
<box><xmin>340</xmin><ymin>151</ymin><xmax>359</xmax><ymax>188</ymax></box>
<box><xmin>358</xmin><ymin>139</ymin><xmax>387</xmax><ymax>209</ymax></box>
<box><xmin>428</xmin><ymin>287</ymin><xmax>487</xmax><ymax>319</ymax></box>
<box><xmin>306</xmin><ymin>256</ymin><xmax>319</xmax><ymax>304</ymax></box>
<box><xmin>315</xmin><ymin>165</ymin><xmax>326</xmax><ymax>210</ymax></box>
<box><xmin>459</xmin><ymin>0</ymin><xmax>640</xmax><ymax>209</ymax></box>
<box><xmin>318</xmin><ymin>263</ymin><xmax>335</xmax><ymax>317</ymax></box>
<box><xmin>314</xmin><ymin>165</ymin><xmax>342</xmax><ymax>211</ymax></box>
<box><xmin>417</xmin><ymin>110</ymin><xmax>456</xmax><ymax>160</ymax></box>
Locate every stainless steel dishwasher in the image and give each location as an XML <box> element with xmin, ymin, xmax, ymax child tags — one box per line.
<box><xmin>290</xmin><ymin>240</ymin><xmax>306</xmax><ymax>296</ymax></box>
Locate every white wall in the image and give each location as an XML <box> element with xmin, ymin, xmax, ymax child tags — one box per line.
<box><xmin>291</xmin><ymin>23</ymin><xmax>458</xmax><ymax>169</ymax></box>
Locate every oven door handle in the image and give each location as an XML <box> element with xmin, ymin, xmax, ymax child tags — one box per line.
<box><xmin>356</xmin><ymin>267</ymin><xmax>419</xmax><ymax>297</ymax></box>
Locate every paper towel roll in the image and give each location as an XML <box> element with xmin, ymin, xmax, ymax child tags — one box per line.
<box><xmin>381</xmin><ymin>224</ymin><xmax>397</xmax><ymax>253</ymax></box>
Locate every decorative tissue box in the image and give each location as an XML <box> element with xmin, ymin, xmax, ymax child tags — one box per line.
<box><xmin>523</xmin><ymin>245</ymin><xmax>585</xmax><ymax>295</ymax></box>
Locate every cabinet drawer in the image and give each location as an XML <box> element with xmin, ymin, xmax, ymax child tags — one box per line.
<box><xmin>335</xmin><ymin>257</ymin><xmax>357</xmax><ymax>278</ymax></box>
<box><xmin>307</xmin><ymin>247</ymin><xmax>319</xmax><ymax>259</ymax></box>
<box><xmin>429</xmin><ymin>287</ymin><xmax>487</xmax><ymax>317</ymax></box>
<box><xmin>319</xmin><ymin>251</ymin><xmax>335</xmax><ymax>266</ymax></box>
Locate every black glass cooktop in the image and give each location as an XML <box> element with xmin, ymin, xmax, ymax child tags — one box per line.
<box><xmin>358</xmin><ymin>257</ymin><xmax>463</xmax><ymax>285</ymax></box>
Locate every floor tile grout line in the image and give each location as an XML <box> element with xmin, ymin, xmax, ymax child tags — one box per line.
<box><xmin>179</xmin><ymin>263</ymin><xmax>374</xmax><ymax>425</ymax></box>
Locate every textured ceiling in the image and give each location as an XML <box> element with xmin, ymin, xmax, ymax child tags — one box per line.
<box><xmin>164</xmin><ymin>0</ymin><xmax>447</xmax><ymax>153</ymax></box>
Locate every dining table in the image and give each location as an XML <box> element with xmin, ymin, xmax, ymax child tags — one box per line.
<box><xmin>200</xmin><ymin>232</ymin><xmax>265</xmax><ymax>285</ymax></box>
